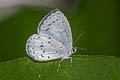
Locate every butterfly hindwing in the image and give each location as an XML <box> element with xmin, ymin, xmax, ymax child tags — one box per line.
<box><xmin>26</xmin><ymin>33</ymin><xmax>69</xmax><ymax>62</ymax></box>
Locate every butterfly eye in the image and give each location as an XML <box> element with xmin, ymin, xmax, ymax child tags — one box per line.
<box><xmin>72</xmin><ymin>47</ymin><xmax>76</xmax><ymax>53</ymax></box>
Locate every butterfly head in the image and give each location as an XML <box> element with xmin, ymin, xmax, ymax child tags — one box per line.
<box><xmin>71</xmin><ymin>47</ymin><xmax>77</xmax><ymax>54</ymax></box>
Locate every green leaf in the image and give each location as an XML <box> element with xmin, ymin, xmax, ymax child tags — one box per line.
<box><xmin>0</xmin><ymin>55</ymin><xmax>120</xmax><ymax>80</ymax></box>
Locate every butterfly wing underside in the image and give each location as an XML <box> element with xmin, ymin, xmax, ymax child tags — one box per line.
<box><xmin>37</xmin><ymin>9</ymin><xmax>73</xmax><ymax>50</ymax></box>
<box><xmin>26</xmin><ymin>33</ymin><xmax>69</xmax><ymax>62</ymax></box>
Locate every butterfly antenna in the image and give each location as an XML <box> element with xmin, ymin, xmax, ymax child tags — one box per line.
<box><xmin>73</xmin><ymin>31</ymin><xmax>84</xmax><ymax>45</ymax></box>
<box><xmin>76</xmin><ymin>47</ymin><xmax>89</xmax><ymax>51</ymax></box>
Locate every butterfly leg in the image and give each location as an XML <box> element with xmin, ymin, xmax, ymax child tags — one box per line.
<box><xmin>57</xmin><ymin>58</ymin><xmax>64</xmax><ymax>72</ymax></box>
<box><xmin>68</xmin><ymin>57</ymin><xmax>73</xmax><ymax>67</ymax></box>
<box><xmin>57</xmin><ymin>57</ymin><xmax>72</xmax><ymax>72</ymax></box>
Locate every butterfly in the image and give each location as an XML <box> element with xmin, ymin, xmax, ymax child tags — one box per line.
<box><xmin>26</xmin><ymin>9</ymin><xmax>76</xmax><ymax>72</ymax></box>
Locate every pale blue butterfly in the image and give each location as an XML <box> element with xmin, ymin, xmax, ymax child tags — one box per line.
<box><xmin>26</xmin><ymin>9</ymin><xmax>76</xmax><ymax>72</ymax></box>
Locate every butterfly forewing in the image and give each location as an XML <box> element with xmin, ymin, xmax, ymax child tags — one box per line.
<box><xmin>37</xmin><ymin>9</ymin><xmax>73</xmax><ymax>50</ymax></box>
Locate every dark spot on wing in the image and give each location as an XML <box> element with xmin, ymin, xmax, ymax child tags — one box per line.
<box><xmin>57</xmin><ymin>13</ymin><xmax>61</xmax><ymax>15</ymax></box>
<box><xmin>37</xmin><ymin>36</ymin><xmax>40</xmax><ymax>38</ymax></box>
<box><xmin>48</xmin><ymin>41</ymin><xmax>50</xmax><ymax>43</ymax></box>
<box><xmin>43</xmin><ymin>50</ymin><xmax>45</xmax><ymax>53</ymax></box>
<box><xmin>60</xmin><ymin>47</ymin><xmax>62</xmax><ymax>48</ymax></box>
<box><xmin>52</xmin><ymin>21</ymin><xmax>55</xmax><ymax>23</ymax></box>
<box><xmin>45</xmin><ymin>28</ymin><xmax>49</xmax><ymax>31</ymax></box>
<box><xmin>62</xmin><ymin>21</ymin><xmax>64</xmax><ymax>23</ymax></box>
<box><xmin>36</xmin><ymin>56</ymin><xmax>39</xmax><ymax>59</ymax></box>
<box><xmin>32</xmin><ymin>47</ymin><xmax>34</xmax><ymax>49</ymax></box>
<box><xmin>33</xmin><ymin>52</ymin><xmax>35</xmax><ymax>54</ymax></box>
<box><xmin>49</xmin><ymin>17</ymin><xmax>51</xmax><ymax>19</ymax></box>
<box><xmin>48</xmin><ymin>56</ymin><xmax>50</xmax><ymax>58</ymax></box>
<box><xmin>56</xmin><ymin>51</ymin><xmax>58</xmax><ymax>53</ymax></box>
<box><xmin>27</xmin><ymin>45</ymin><xmax>29</xmax><ymax>48</ymax></box>
<box><xmin>56</xmin><ymin>19</ymin><xmax>59</xmax><ymax>21</ymax></box>
<box><xmin>41</xmin><ymin>54</ymin><xmax>44</xmax><ymax>57</ymax></box>
<box><xmin>40</xmin><ymin>45</ymin><xmax>44</xmax><ymax>47</ymax></box>
<box><xmin>51</xmin><ymin>33</ymin><xmax>54</xmax><ymax>36</ymax></box>
<box><xmin>47</xmin><ymin>24</ymin><xmax>51</xmax><ymax>26</ymax></box>
<box><xmin>49</xmin><ymin>37</ymin><xmax>51</xmax><ymax>39</ymax></box>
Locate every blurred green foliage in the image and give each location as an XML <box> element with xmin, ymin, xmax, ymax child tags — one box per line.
<box><xmin>0</xmin><ymin>0</ymin><xmax>119</xmax><ymax>62</ymax></box>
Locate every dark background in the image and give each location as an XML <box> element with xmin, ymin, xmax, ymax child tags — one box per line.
<box><xmin>0</xmin><ymin>0</ymin><xmax>119</xmax><ymax>62</ymax></box>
